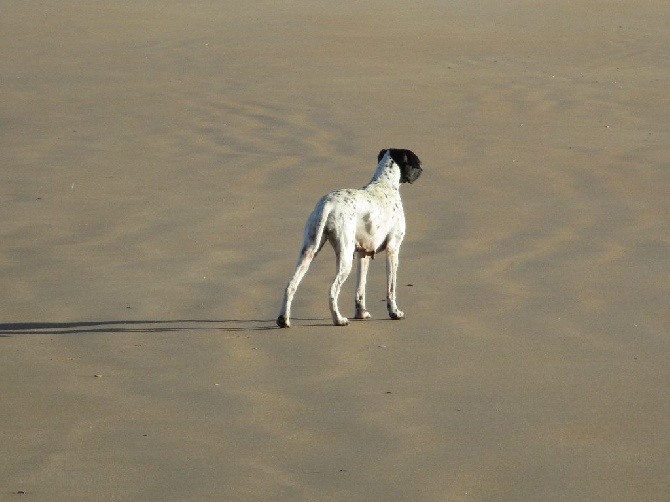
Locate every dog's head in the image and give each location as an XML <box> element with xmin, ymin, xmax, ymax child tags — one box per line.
<box><xmin>378</xmin><ymin>148</ymin><xmax>423</xmax><ymax>184</ymax></box>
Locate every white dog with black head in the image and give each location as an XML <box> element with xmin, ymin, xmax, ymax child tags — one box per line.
<box><xmin>277</xmin><ymin>148</ymin><xmax>423</xmax><ymax>328</ymax></box>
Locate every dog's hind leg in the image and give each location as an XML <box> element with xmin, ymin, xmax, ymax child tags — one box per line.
<box><xmin>278</xmin><ymin>205</ymin><xmax>330</xmax><ymax>328</ymax></box>
<box><xmin>277</xmin><ymin>243</ymin><xmax>318</xmax><ymax>328</ymax></box>
<box><xmin>354</xmin><ymin>252</ymin><xmax>372</xmax><ymax>319</ymax></box>
<box><xmin>329</xmin><ymin>243</ymin><xmax>354</xmax><ymax>326</ymax></box>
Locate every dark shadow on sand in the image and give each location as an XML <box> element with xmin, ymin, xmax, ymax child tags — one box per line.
<box><xmin>0</xmin><ymin>317</ymin><xmax>383</xmax><ymax>336</ymax></box>
<box><xmin>0</xmin><ymin>319</ymin><xmax>280</xmax><ymax>336</ymax></box>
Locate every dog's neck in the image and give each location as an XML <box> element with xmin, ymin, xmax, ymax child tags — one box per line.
<box><xmin>367</xmin><ymin>153</ymin><xmax>401</xmax><ymax>190</ymax></box>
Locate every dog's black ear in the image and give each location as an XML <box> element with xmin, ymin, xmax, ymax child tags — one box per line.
<box><xmin>387</xmin><ymin>148</ymin><xmax>408</xmax><ymax>167</ymax></box>
<box><xmin>399</xmin><ymin>149</ymin><xmax>421</xmax><ymax>168</ymax></box>
<box><xmin>378</xmin><ymin>149</ymin><xmax>388</xmax><ymax>163</ymax></box>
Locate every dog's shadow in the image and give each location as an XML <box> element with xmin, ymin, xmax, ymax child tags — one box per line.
<box><xmin>0</xmin><ymin>319</ymin><xmax>283</xmax><ymax>336</ymax></box>
<box><xmin>0</xmin><ymin>317</ymin><xmax>388</xmax><ymax>336</ymax></box>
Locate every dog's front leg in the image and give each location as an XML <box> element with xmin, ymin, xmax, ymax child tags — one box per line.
<box><xmin>354</xmin><ymin>252</ymin><xmax>372</xmax><ymax>319</ymax></box>
<box><xmin>385</xmin><ymin>246</ymin><xmax>405</xmax><ymax>320</ymax></box>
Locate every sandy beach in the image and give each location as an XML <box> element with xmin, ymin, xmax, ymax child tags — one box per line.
<box><xmin>1</xmin><ymin>1</ymin><xmax>668</xmax><ymax>500</ymax></box>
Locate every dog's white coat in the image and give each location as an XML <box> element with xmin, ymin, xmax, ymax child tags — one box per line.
<box><xmin>277</xmin><ymin>149</ymin><xmax>421</xmax><ymax>327</ymax></box>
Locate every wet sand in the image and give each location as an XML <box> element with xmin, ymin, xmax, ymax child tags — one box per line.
<box><xmin>1</xmin><ymin>1</ymin><xmax>668</xmax><ymax>500</ymax></box>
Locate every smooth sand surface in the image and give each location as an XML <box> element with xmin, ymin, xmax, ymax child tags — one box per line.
<box><xmin>2</xmin><ymin>1</ymin><xmax>669</xmax><ymax>500</ymax></box>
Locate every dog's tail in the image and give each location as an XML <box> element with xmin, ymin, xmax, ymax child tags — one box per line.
<box><xmin>311</xmin><ymin>201</ymin><xmax>331</xmax><ymax>256</ymax></box>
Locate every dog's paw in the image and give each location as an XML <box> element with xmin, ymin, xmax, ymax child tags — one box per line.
<box><xmin>334</xmin><ymin>317</ymin><xmax>349</xmax><ymax>326</ymax></box>
<box><xmin>389</xmin><ymin>310</ymin><xmax>405</xmax><ymax>320</ymax></box>
<box><xmin>354</xmin><ymin>309</ymin><xmax>371</xmax><ymax>320</ymax></box>
<box><xmin>276</xmin><ymin>315</ymin><xmax>291</xmax><ymax>328</ymax></box>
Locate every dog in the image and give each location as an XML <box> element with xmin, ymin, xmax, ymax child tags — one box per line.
<box><xmin>277</xmin><ymin>148</ymin><xmax>423</xmax><ymax>328</ymax></box>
